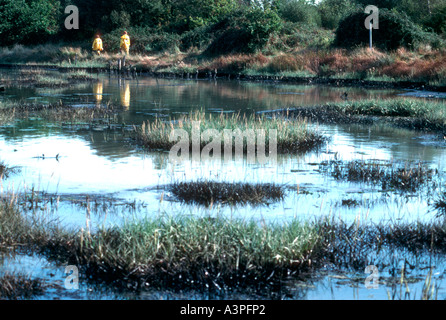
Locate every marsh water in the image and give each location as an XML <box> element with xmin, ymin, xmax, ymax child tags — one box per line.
<box><xmin>1</xmin><ymin>68</ymin><xmax>446</xmax><ymax>300</ymax></box>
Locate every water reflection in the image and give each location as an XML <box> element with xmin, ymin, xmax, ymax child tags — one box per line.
<box><xmin>1</xmin><ymin>120</ymin><xmax>444</xmax><ymax>229</ymax></box>
<box><xmin>119</xmin><ymin>82</ymin><xmax>130</xmax><ymax>110</ymax></box>
<box><xmin>2</xmin><ymin>70</ymin><xmax>446</xmax><ymax>300</ymax></box>
<box><xmin>93</xmin><ymin>82</ymin><xmax>103</xmax><ymax>105</ymax></box>
<box><xmin>1</xmin><ymin>70</ymin><xmax>446</xmax><ymax>225</ymax></box>
<box><xmin>0</xmin><ymin>69</ymin><xmax>406</xmax><ymax>116</ymax></box>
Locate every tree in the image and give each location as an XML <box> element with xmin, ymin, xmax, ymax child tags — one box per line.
<box><xmin>277</xmin><ymin>0</ymin><xmax>321</xmax><ymax>26</ymax></box>
<box><xmin>351</xmin><ymin>0</ymin><xmax>399</xmax><ymax>9</ymax></box>
<box><xmin>166</xmin><ymin>0</ymin><xmax>239</xmax><ymax>31</ymax></box>
<box><xmin>317</xmin><ymin>0</ymin><xmax>358</xmax><ymax>29</ymax></box>
<box><xmin>0</xmin><ymin>0</ymin><xmax>61</xmax><ymax>45</ymax></box>
<box><xmin>424</xmin><ymin>1</ymin><xmax>446</xmax><ymax>36</ymax></box>
<box><xmin>205</xmin><ymin>7</ymin><xmax>283</xmax><ymax>54</ymax></box>
<box><xmin>335</xmin><ymin>9</ymin><xmax>437</xmax><ymax>50</ymax></box>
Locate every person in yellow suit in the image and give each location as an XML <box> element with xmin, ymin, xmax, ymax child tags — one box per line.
<box><xmin>92</xmin><ymin>34</ymin><xmax>103</xmax><ymax>55</ymax></box>
<box><xmin>120</xmin><ymin>31</ymin><xmax>130</xmax><ymax>56</ymax></box>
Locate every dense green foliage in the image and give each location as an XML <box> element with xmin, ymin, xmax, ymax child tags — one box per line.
<box><xmin>0</xmin><ymin>0</ymin><xmax>444</xmax><ymax>54</ymax></box>
<box><xmin>335</xmin><ymin>9</ymin><xmax>444</xmax><ymax>50</ymax></box>
<box><xmin>0</xmin><ymin>0</ymin><xmax>60</xmax><ymax>45</ymax></box>
<box><xmin>277</xmin><ymin>0</ymin><xmax>321</xmax><ymax>26</ymax></box>
<box><xmin>425</xmin><ymin>2</ymin><xmax>446</xmax><ymax>35</ymax></box>
<box><xmin>317</xmin><ymin>0</ymin><xmax>358</xmax><ymax>29</ymax></box>
<box><xmin>204</xmin><ymin>7</ymin><xmax>283</xmax><ymax>54</ymax></box>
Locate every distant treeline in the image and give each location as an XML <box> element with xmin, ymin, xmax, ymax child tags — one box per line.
<box><xmin>0</xmin><ymin>0</ymin><xmax>444</xmax><ymax>52</ymax></box>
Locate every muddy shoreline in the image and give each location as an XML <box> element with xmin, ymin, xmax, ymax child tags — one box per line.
<box><xmin>1</xmin><ymin>63</ymin><xmax>445</xmax><ymax>92</ymax></box>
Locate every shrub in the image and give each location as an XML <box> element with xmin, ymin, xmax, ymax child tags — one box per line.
<box><xmin>424</xmin><ymin>3</ymin><xmax>446</xmax><ymax>36</ymax></box>
<box><xmin>169</xmin><ymin>181</ymin><xmax>284</xmax><ymax>206</ymax></box>
<box><xmin>317</xmin><ymin>0</ymin><xmax>358</xmax><ymax>30</ymax></box>
<box><xmin>145</xmin><ymin>32</ymin><xmax>181</xmax><ymax>53</ymax></box>
<box><xmin>0</xmin><ymin>0</ymin><xmax>60</xmax><ymax>45</ymax></box>
<box><xmin>277</xmin><ymin>0</ymin><xmax>321</xmax><ymax>26</ymax></box>
<box><xmin>101</xmin><ymin>27</ymin><xmax>175</xmax><ymax>54</ymax></box>
<box><xmin>274</xmin><ymin>22</ymin><xmax>335</xmax><ymax>51</ymax></box>
<box><xmin>205</xmin><ymin>8</ymin><xmax>283</xmax><ymax>55</ymax></box>
<box><xmin>180</xmin><ymin>25</ymin><xmax>215</xmax><ymax>52</ymax></box>
<box><xmin>334</xmin><ymin>9</ymin><xmax>441</xmax><ymax>51</ymax></box>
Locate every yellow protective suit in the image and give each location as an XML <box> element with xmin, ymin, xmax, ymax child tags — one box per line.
<box><xmin>92</xmin><ymin>37</ymin><xmax>103</xmax><ymax>55</ymax></box>
<box><xmin>120</xmin><ymin>34</ymin><xmax>130</xmax><ymax>55</ymax></box>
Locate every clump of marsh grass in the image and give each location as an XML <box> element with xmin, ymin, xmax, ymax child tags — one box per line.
<box><xmin>339</xmin><ymin>99</ymin><xmax>442</xmax><ymax>118</ymax></box>
<box><xmin>315</xmin><ymin>216</ymin><xmax>446</xmax><ymax>276</ymax></box>
<box><xmin>375</xmin><ymin>221</ymin><xmax>446</xmax><ymax>254</ymax></box>
<box><xmin>65</xmin><ymin>70</ymin><xmax>96</xmax><ymax>81</ymax></box>
<box><xmin>135</xmin><ymin>111</ymin><xmax>327</xmax><ymax>155</ymax></box>
<box><xmin>0</xmin><ymin>162</ymin><xmax>7</xmax><ymax>178</ymax></box>
<box><xmin>282</xmin><ymin>98</ymin><xmax>446</xmax><ymax>133</ymax></box>
<box><xmin>61</xmin><ymin>215</ymin><xmax>321</xmax><ymax>290</ymax></box>
<box><xmin>0</xmin><ymin>161</ymin><xmax>17</xmax><ymax>179</ymax></box>
<box><xmin>319</xmin><ymin>159</ymin><xmax>437</xmax><ymax>192</ymax></box>
<box><xmin>3</xmin><ymin>67</ymin><xmax>97</xmax><ymax>88</ymax></box>
<box><xmin>169</xmin><ymin>180</ymin><xmax>284</xmax><ymax>206</ymax></box>
<box><xmin>0</xmin><ymin>194</ymin><xmax>58</xmax><ymax>252</ymax></box>
<box><xmin>431</xmin><ymin>192</ymin><xmax>446</xmax><ymax>218</ymax></box>
<box><xmin>31</xmin><ymin>70</ymin><xmax>96</xmax><ymax>87</ymax></box>
<box><xmin>0</xmin><ymin>101</ymin><xmax>119</xmax><ymax>124</ymax></box>
<box><xmin>33</xmin><ymin>74</ymin><xmax>70</xmax><ymax>87</ymax></box>
<box><xmin>0</xmin><ymin>197</ymin><xmax>31</xmax><ymax>250</ymax></box>
<box><xmin>339</xmin><ymin>99</ymin><xmax>446</xmax><ymax>133</ymax></box>
<box><xmin>341</xmin><ymin>199</ymin><xmax>360</xmax><ymax>207</ymax></box>
<box><xmin>0</xmin><ymin>272</ymin><xmax>46</xmax><ymax>300</ymax></box>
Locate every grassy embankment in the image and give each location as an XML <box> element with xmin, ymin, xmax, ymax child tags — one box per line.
<box><xmin>1</xmin><ymin>43</ymin><xmax>445</xmax><ymax>86</ymax></box>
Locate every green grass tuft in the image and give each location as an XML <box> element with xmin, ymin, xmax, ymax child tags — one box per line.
<box><xmin>134</xmin><ymin>111</ymin><xmax>327</xmax><ymax>155</ymax></box>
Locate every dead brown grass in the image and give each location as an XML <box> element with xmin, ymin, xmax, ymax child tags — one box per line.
<box><xmin>267</xmin><ymin>53</ymin><xmax>307</xmax><ymax>73</ymax></box>
<box><xmin>319</xmin><ymin>49</ymin><xmax>350</xmax><ymax>73</ymax></box>
<box><xmin>380</xmin><ymin>52</ymin><xmax>446</xmax><ymax>80</ymax></box>
<box><xmin>263</xmin><ymin>47</ymin><xmax>446</xmax><ymax>82</ymax></box>
<box><xmin>205</xmin><ymin>53</ymin><xmax>269</xmax><ymax>73</ymax></box>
